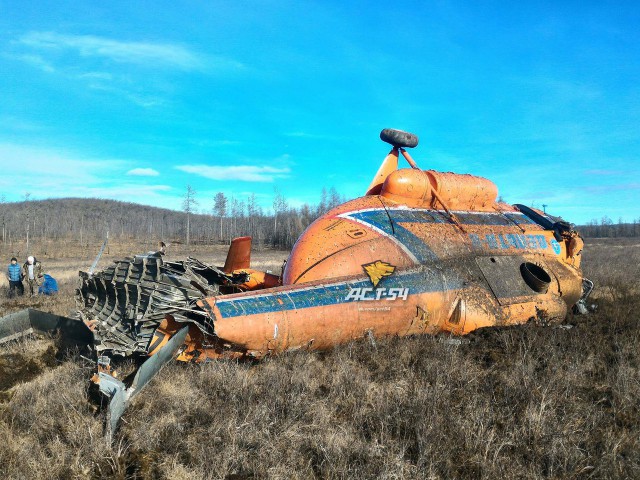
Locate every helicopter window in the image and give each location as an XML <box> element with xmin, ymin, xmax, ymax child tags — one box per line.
<box><xmin>513</xmin><ymin>204</ymin><xmax>554</xmax><ymax>230</ymax></box>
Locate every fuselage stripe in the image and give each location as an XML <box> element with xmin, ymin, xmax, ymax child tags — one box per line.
<box><xmin>215</xmin><ymin>269</ymin><xmax>462</xmax><ymax>318</ymax></box>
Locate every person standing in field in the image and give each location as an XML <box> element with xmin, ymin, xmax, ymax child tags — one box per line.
<box><xmin>149</xmin><ymin>241</ymin><xmax>167</xmax><ymax>258</ymax></box>
<box><xmin>22</xmin><ymin>255</ymin><xmax>43</xmax><ymax>296</ymax></box>
<box><xmin>6</xmin><ymin>257</ymin><xmax>24</xmax><ymax>297</ymax></box>
<box><xmin>155</xmin><ymin>241</ymin><xmax>167</xmax><ymax>256</ymax></box>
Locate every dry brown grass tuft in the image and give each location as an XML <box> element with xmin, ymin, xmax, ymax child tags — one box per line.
<box><xmin>119</xmin><ymin>294</ymin><xmax>639</xmax><ymax>479</ymax></box>
<box><xmin>0</xmin><ymin>239</ymin><xmax>639</xmax><ymax>479</ymax></box>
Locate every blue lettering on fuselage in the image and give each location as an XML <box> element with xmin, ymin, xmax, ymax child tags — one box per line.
<box><xmin>469</xmin><ymin>233</ymin><xmax>549</xmax><ymax>251</ymax></box>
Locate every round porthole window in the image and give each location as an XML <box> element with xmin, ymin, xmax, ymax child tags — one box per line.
<box><xmin>520</xmin><ymin>262</ymin><xmax>551</xmax><ymax>293</ymax></box>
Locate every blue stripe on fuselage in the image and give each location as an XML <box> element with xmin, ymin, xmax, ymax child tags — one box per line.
<box><xmin>342</xmin><ymin>209</ymin><xmax>535</xmax><ymax>264</ymax></box>
<box><xmin>345</xmin><ymin>209</ymin><xmax>439</xmax><ymax>263</ymax></box>
<box><xmin>215</xmin><ymin>269</ymin><xmax>462</xmax><ymax>318</ymax></box>
<box><xmin>383</xmin><ymin>209</ymin><xmax>536</xmax><ymax>227</ymax></box>
<box><xmin>214</xmin><ymin>210</ymin><xmax>537</xmax><ymax>319</ymax></box>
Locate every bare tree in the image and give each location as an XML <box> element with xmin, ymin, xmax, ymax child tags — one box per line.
<box><xmin>213</xmin><ymin>192</ymin><xmax>227</xmax><ymax>242</ymax></box>
<box><xmin>24</xmin><ymin>192</ymin><xmax>31</xmax><ymax>254</ymax></box>
<box><xmin>328</xmin><ymin>187</ymin><xmax>341</xmax><ymax>210</ymax></box>
<box><xmin>0</xmin><ymin>186</ymin><xmax>393</xmax><ymax>251</ymax></box>
<box><xmin>0</xmin><ymin>194</ymin><xmax>6</xmax><ymax>243</ymax></box>
<box><xmin>247</xmin><ymin>193</ymin><xmax>258</xmax><ymax>240</ymax></box>
<box><xmin>230</xmin><ymin>197</ymin><xmax>245</xmax><ymax>239</ymax></box>
<box><xmin>273</xmin><ymin>187</ymin><xmax>287</xmax><ymax>234</ymax></box>
<box><xmin>319</xmin><ymin>187</ymin><xmax>328</xmax><ymax>214</ymax></box>
<box><xmin>183</xmin><ymin>185</ymin><xmax>198</xmax><ymax>246</ymax></box>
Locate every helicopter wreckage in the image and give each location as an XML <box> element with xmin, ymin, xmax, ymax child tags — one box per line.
<box><xmin>0</xmin><ymin>128</ymin><xmax>593</xmax><ymax>436</ymax></box>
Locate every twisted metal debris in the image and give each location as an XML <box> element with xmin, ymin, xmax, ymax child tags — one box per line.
<box><xmin>76</xmin><ymin>254</ymin><xmax>248</xmax><ymax>356</ymax></box>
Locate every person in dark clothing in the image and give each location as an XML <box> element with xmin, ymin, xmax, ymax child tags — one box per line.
<box><xmin>150</xmin><ymin>241</ymin><xmax>167</xmax><ymax>258</ymax></box>
<box><xmin>6</xmin><ymin>257</ymin><xmax>24</xmax><ymax>297</ymax></box>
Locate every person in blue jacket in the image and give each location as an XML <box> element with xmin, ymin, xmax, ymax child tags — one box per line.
<box><xmin>38</xmin><ymin>273</ymin><xmax>58</xmax><ymax>296</ymax></box>
<box><xmin>6</xmin><ymin>257</ymin><xmax>24</xmax><ymax>297</ymax></box>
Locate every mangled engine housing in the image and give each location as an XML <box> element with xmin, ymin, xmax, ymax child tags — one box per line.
<box><xmin>76</xmin><ymin>254</ymin><xmax>247</xmax><ymax>356</ymax></box>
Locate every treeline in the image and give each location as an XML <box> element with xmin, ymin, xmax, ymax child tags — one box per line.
<box><xmin>1</xmin><ymin>193</ymin><xmax>638</xmax><ymax>252</ymax></box>
<box><xmin>579</xmin><ymin>217</ymin><xmax>640</xmax><ymax>238</ymax></box>
<box><xmin>0</xmin><ymin>187</ymin><xmax>345</xmax><ymax>250</ymax></box>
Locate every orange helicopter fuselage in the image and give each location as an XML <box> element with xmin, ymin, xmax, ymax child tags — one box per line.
<box><xmin>182</xmin><ymin>158</ymin><xmax>584</xmax><ymax>361</ymax></box>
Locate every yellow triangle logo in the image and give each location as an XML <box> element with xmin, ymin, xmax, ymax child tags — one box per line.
<box><xmin>362</xmin><ymin>260</ymin><xmax>395</xmax><ymax>287</ymax></box>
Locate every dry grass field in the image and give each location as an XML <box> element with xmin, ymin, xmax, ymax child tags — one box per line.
<box><xmin>0</xmin><ymin>238</ymin><xmax>639</xmax><ymax>479</ymax></box>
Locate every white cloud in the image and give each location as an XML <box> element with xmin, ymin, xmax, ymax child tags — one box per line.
<box><xmin>10</xmin><ymin>31</ymin><xmax>244</xmax><ymax>107</ymax></box>
<box><xmin>126</xmin><ymin>167</ymin><xmax>160</xmax><ymax>176</ymax></box>
<box><xmin>0</xmin><ymin>143</ymin><xmax>113</xmax><ymax>188</ymax></box>
<box><xmin>77</xmin><ymin>71</ymin><xmax>113</xmax><ymax>80</ymax></box>
<box><xmin>0</xmin><ymin>143</ymin><xmax>177</xmax><ymax>207</ymax></box>
<box><xmin>16</xmin><ymin>31</ymin><xmax>242</xmax><ymax>72</ymax></box>
<box><xmin>284</xmin><ymin>131</ymin><xmax>322</xmax><ymax>138</ymax></box>
<box><xmin>74</xmin><ymin>183</ymin><xmax>172</xmax><ymax>198</ymax></box>
<box><xmin>84</xmin><ymin>81</ymin><xmax>165</xmax><ymax>108</ymax></box>
<box><xmin>10</xmin><ymin>53</ymin><xmax>55</xmax><ymax>73</ymax></box>
<box><xmin>19</xmin><ymin>32</ymin><xmax>201</xmax><ymax>70</ymax></box>
<box><xmin>175</xmin><ymin>165</ymin><xmax>291</xmax><ymax>182</ymax></box>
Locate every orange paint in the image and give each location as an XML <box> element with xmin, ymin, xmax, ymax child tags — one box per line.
<box><xmin>162</xmin><ymin>129</ymin><xmax>588</xmax><ymax>361</ymax></box>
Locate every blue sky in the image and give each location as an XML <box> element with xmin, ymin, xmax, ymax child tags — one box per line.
<box><xmin>0</xmin><ymin>1</ymin><xmax>638</xmax><ymax>224</ymax></box>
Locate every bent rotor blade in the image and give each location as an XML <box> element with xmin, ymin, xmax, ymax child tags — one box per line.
<box><xmin>105</xmin><ymin>326</ymin><xmax>189</xmax><ymax>440</ymax></box>
<box><xmin>0</xmin><ymin>309</ymin><xmax>93</xmax><ymax>346</ymax></box>
<box><xmin>130</xmin><ymin>326</ymin><xmax>189</xmax><ymax>393</ymax></box>
<box><xmin>89</xmin><ymin>231</ymin><xmax>109</xmax><ymax>275</ymax></box>
<box><xmin>0</xmin><ymin>309</ymin><xmax>32</xmax><ymax>344</ymax></box>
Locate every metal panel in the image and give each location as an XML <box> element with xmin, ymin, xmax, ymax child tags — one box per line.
<box><xmin>476</xmin><ymin>256</ymin><xmax>540</xmax><ymax>305</ymax></box>
<box><xmin>0</xmin><ymin>310</ymin><xmax>33</xmax><ymax>345</ymax></box>
<box><xmin>0</xmin><ymin>308</ymin><xmax>93</xmax><ymax>346</ymax></box>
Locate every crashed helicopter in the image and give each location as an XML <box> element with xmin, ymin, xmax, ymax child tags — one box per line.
<box><xmin>0</xmin><ymin>128</ymin><xmax>592</xmax><ymax>435</ymax></box>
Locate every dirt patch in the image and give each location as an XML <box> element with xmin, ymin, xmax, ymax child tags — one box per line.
<box><xmin>0</xmin><ymin>341</ymin><xmax>58</xmax><ymax>401</ymax></box>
